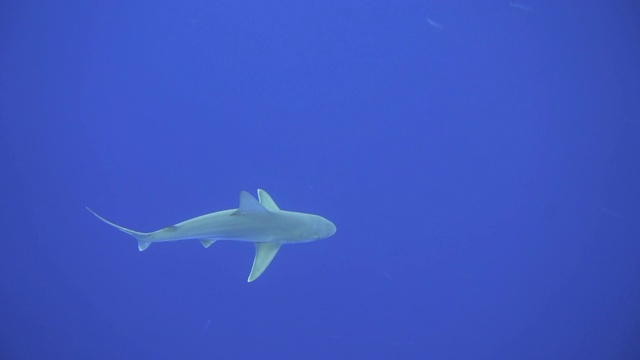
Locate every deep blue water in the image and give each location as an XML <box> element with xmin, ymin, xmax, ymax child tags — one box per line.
<box><xmin>1</xmin><ymin>1</ymin><xmax>639</xmax><ymax>359</ymax></box>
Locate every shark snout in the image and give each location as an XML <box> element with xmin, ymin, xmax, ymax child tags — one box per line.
<box><xmin>327</xmin><ymin>220</ymin><xmax>337</xmax><ymax>237</ymax></box>
<box><xmin>314</xmin><ymin>217</ymin><xmax>337</xmax><ymax>239</ymax></box>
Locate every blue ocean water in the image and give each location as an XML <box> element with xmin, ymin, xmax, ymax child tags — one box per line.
<box><xmin>1</xmin><ymin>1</ymin><xmax>639</xmax><ymax>359</ymax></box>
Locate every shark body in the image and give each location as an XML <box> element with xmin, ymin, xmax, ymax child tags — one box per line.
<box><xmin>88</xmin><ymin>189</ymin><xmax>336</xmax><ymax>282</ymax></box>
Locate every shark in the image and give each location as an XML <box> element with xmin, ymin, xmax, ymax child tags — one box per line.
<box><xmin>87</xmin><ymin>189</ymin><xmax>336</xmax><ymax>282</ymax></box>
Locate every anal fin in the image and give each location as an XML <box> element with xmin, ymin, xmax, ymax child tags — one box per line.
<box><xmin>200</xmin><ymin>239</ymin><xmax>216</xmax><ymax>248</ymax></box>
<box><xmin>248</xmin><ymin>242</ymin><xmax>282</xmax><ymax>282</ymax></box>
<box><xmin>137</xmin><ymin>240</ymin><xmax>152</xmax><ymax>251</ymax></box>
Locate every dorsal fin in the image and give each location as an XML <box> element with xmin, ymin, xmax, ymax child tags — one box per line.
<box><xmin>163</xmin><ymin>225</ymin><xmax>178</xmax><ymax>233</ymax></box>
<box><xmin>233</xmin><ymin>191</ymin><xmax>269</xmax><ymax>215</ymax></box>
<box><xmin>257</xmin><ymin>189</ymin><xmax>280</xmax><ymax>211</ymax></box>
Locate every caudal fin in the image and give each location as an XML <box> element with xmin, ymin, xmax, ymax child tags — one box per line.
<box><xmin>86</xmin><ymin>207</ymin><xmax>153</xmax><ymax>251</ymax></box>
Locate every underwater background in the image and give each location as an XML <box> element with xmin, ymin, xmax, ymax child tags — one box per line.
<box><xmin>1</xmin><ymin>1</ymin><xmax>639</xmax><ymax>359</ymax></box>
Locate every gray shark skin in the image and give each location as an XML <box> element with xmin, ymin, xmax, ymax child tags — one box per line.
<box><xmin>87</xmin><ymin>189</ymin><xmax>336</xmax><ymax>282</ymax></box>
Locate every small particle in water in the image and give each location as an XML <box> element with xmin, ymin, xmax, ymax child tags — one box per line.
<box><xmin>509</xmin><ymin>2</ymin><xmax>533</xmax><ymax>12</ymax></box>
<box><xmin>600</xmin><ymin>207</ymin><xmax>623</xmax><ymax>218</ymax></box>
<box><xmin>427</xmin><ymin>18</ymin><xmax>443</xmax><ymax>32</ymax></box>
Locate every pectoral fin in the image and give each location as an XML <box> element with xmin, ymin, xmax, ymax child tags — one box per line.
<box><xmin>257</xmin><ymin>189</ymin><xmax>280</xmax><ymax>210</ymax></box>
<box><xmin>248</xmin><ymin>242</ymin><xmax>282</xmax><ymax>282</ymax></box>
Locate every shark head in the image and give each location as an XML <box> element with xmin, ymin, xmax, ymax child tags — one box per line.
<box><xmin>274</xmin><ymin>212</ymin><xmax>336</xmax><ymax>243</ymax></box>
<box><xmin>308</xmin><ymin>214</ymin><xmax>337</xmax><ymax>240</ymax></box>
<box><xmin>252</xmin><ymin>189</ymin><xmax>336</xmax><ymax>243</ymax></box>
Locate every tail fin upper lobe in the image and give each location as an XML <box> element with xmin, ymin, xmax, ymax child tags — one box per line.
<box><xmin>86</xmin><ymin>207</ymin><xmax>153</xmax><ymax>251</ymax></box>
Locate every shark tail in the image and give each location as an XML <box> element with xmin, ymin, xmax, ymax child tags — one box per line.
<box><xmin>86</xmin><ymin>207</ymin><xmax>153</xmax><ymax>251</ymax></box>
